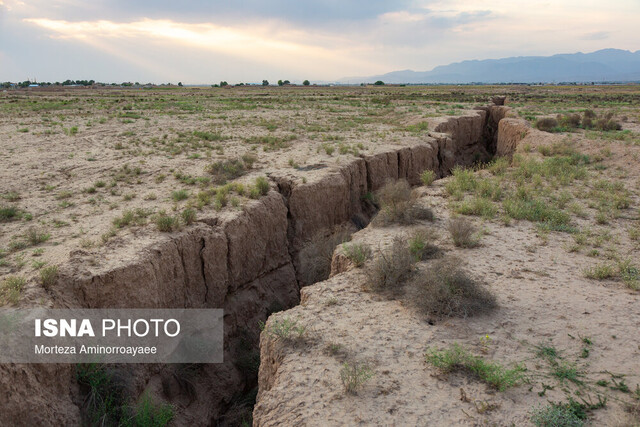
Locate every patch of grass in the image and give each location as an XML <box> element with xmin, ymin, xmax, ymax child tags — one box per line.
<box><xmin>408</xmin><ymin>227</ymin><xmax>440</xmax><ymax>261</ymax></box>
<box><xmin>181</xmin><ymin>208</ymin><xmax>197</xmax><ymax>225</ymax></box>
<box><xmin>25</xmin><ymin>227</ymin><xmax>50</xmax><ymax>246</ymax></box>
<box><xmin>342</xmin><ymin>242</ymin><xmax>372</xmax><ymax>267</ymax></box>
<box><xmin>112</xmin><ymin>209</ymin><xmax>150</xmax><ymax>228</ymax></box>
<box><xmin>530</xmin><ymin>401</ymin><xmax>586</xmax><ymax>427</ymax></box>
<box><xmin>366</xmin><ymin>237</ymin><xmax>415</xmax><ymax>293</ymax></box>
<box><xmin>551</xmin><ymin>362</ymin><xmax>583</xmax><ymax>385</ymax></box>
<box><xmin>421</xmin><ymin>169</ymin><xmax>436</xmax><ymax>186</ymax></box>
<box><xmin>583</xmin><ymin>263</ymin><xmax>616</xmax><ymax>280</ymax></box>
<box><xmin>448</xmin><ymin>217</ymin><xmax>481</xmax><ymax>248</ymax></box>
<box><xmin>340</xmin><ymin>361</ymin><xmax>374</xmax><ymax>395</ymax></box>
<box><xmin>0</xmin><ymin>275</ymin><xmax>26</xmax><ymax>305</ymax></box>
<box><xmin>155</xmin><ymin>212</ymin><xmax>179</xmax><ymax>232</ymax></box>
<box><xmin>408</xmin><ymin>257</ymin><xmax>496</xmax><ymax>320</ymax></box>
<box><xmin>39</xmin><ymin>265</ymin><xmax>59</xmax><ymax>289</ymax></box>
<box><xmin>425</xmin><ymin>344</ymin><xmax>525</xmax><ymax>391</ymax></box>
<box><xmin>255</xmin><ymin>176</ymin><xmax>270</xmax><ymax>196</ymax></box>
<box><xmin>0</xmin><ymin>205</ymin><xmax>20</xmax><ymax>222</ymax></box>
<box><xmin>76</xmin><ymin>364</ymin><xmax>130</xmax><ymax>425</ymax></box>
<box><xmin>503</xmin><ymin>197</ymin><xmax>571</xmax><ymax>229</ymax></box>
<box><xmin>454</xmin><ymin>196</ymin><xmax>497</xmax><ymax>219</ymax></box>
<box><xmin>260</xmin><ymin>317</ymin><xmax>305</xmax><ymax>342</ymax></box>
<box><xmin>130</xmin><ymin>393</ymin><xmax>174</xmax><ymax>427</ymax></box>
<box><xmin>171</xmin><ymin>189</ymin><xmax>189</xmax><ymax>202</ymax></box>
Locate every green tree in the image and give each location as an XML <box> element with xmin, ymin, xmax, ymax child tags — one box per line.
<box><xmin>262</xmin><ymin>80</ymin><xmax>269</xmax><ymax>86</ymax></box>
<box><xmin>374</xmin><ymin>80</ymin><xmax>385</xmax><ymax>86</ymax></box>
<box><xmin>178</xmin><ymin>82</ymin><xmax>183</xmax><ymax>87</ymax></box>
<box><xmin>277</xmin><ymin>80</ymin><xmax>284</xmax><ymax>86</ymax></box>
<box><xmin>220</xmin><ymin>81</ymin><xmax>228</xmax><ymax>87</ymax></box>
<box><xmin>303</xmin><ymin>80</ymin><xmax>310</xmax><ymax>86</ymax></box>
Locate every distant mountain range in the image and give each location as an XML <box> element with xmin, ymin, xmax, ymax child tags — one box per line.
<box><xmin>339</xmin><ymin>49</ymin><xmax>640</xmax><ymax>84</ymax></box>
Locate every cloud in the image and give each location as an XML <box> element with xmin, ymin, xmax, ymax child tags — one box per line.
<box><xmin>583</xmin><ymin>31</ymin><xmax>610</xmax><ymax>40</ymax></box>
<box><xmin>21</xmin><ymin>17</ymin><xmax>382</xmax><ymax>81</ymax></box>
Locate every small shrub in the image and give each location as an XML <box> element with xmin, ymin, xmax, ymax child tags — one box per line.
<box><xmin>584</xmin><ymin>263</ymin><xmax>616</xmax><ymax>280</ymax></box>
<box><xmin>0</xmin><ymin>205</ymin><xmax>20</xmax><ymax>222</ymax></box>
<box><xmin>536</xmin><ymin>117</ymin><xmax>559</xmax><ymax>132</ymax></box>
<box><xmin>181</xmin><ymin>208</ymin><xmax>197</xmax><ymax>225</ymax></box>
<box><xmin>425</xmin><ymin>344</ymin><xmax>525</xmax><ymax>391</ymax></box>
<box><xmin>171</xmin><ymin>189</ymin><xmax>189</xmax><ymax>202</ymax></box>
<box><xmin>421</xmin><ymin>170</ymin><xmax>436</xmax><ymax>186</ymax></box>
<box><xmin>373</xmin><ymin>179</ymin><xmax>433</xmax><ymax>226</ymax></box>
<box><xmin>40</xmin><ymin>265</ymin><xmax>59</xmax><ymax>289</ymax></box>
<box><xmin>25</xmin><ymin>227</ymin><xmax>50</xmax><ymax>246</ymax></box>
<box><xmin>530</xmin><ymin>401</ymin><xmax>586</xmax><ymax>427</ymax></box>
<box><xmin>366</xmin><ymin>237</ymin><xmax>415</xmax><ymax>293</ymax></box>
<box><xmin>205</xmin><ymin>158</ymin><xmax>247</xmax><ymax>184</ymax></box>
<box><xmin>260</xmin><ymin>317</ymin><xmax>305</xmax><ymax>342</ymax></box>
<box><xmin>340</xmin><ymin>361</ymin><xmax>374</xmax><ymax>394</ymax></box>
<box><xmin>255</xmin><ymin>176</ymin><xmax>270</xmax><ymax>196</ymax></box>
<box><xmin>155</xmin><ymin>212</ymin><xmax>179</xmax><ymax>232</ymax></box>
<box><xmin>408</xmin><ymin>227</ymin><xmax>440</xmax><ymax>261</ymax></box>
<box><xmin>448</xmin><ymin>217</ymin><xmax>480</xmax><ymax>248</ymax></box>
<box><xmin>0</xmin><ymin>275</ymin><xmax>26</xmax><ymax>305</ymax></box>
<box><xmin>298</xmin><ymin>227</ymin><xmax>351</xmax><ymax>285</ymax></box>
<box><xmin>342</xmin><ymin>242</ymin><xmax>372</xmax><ymax>267</ymax></box>
<box><xmin>408</xmin><ymin>257</ymin><xmax>496</xmax><ymax>320</ymax></box>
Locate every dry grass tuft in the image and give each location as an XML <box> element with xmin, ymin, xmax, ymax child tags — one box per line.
<box><xmin>448</xmin><ymin>217</ymin><xmax>481</xmax><ymax>248</ymax></box>
<box><xmin>407</xmin><ymin>257</ymin><xmax>497</xmax><ymax>321</ymax></box>
<box><xmin>366</xmin><ymin>237</ymin><xmax>415</xmax><ymax>294</ymax></box>
<box><xmin>373</xmin><ymin>179</ymin><xmax>434</xmax><ymax>226</ymax></box>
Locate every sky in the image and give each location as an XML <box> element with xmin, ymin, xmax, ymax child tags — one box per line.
<box><xmin>1</xmin><ymin>0</ymin><xmax>639</xmax><ymax>84</ymax></box>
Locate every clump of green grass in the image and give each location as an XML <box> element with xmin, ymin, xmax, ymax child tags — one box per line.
<box><xmin>530</xmin><ymin>401</ymin><xmax>586</xmax><ymax>427</ymax></box>
<box><xmin>551</xmin><ymin>362</ymin><xmax>583</xmax><ymax>385</ymax></box>
<box><xmin>112</xmin><ymin>209</ymin><xmax>150</xmax><ymax>228</ymax></box>
<box><xmin>421</xmin><ymin>169</ymin><xmax>436</xmax><ymax>186</ymax></box>
<box><xmin>181</xmin><ymin>208</ymin><xmax>197</xmax><ymax>225</ymax></box>
<box><xmin>340</xmin><ymin>361</ymin><xmax>374</xmax><ymax>394</ymax></box>
<box><xmin>76</xmin><ymin>364</ymin><xmax>129</xmax><ymax>425</ymax></box>
<box><xmin>155</xmin><ymin>212</ymin><xmax>179</xmax><ymax>232</ymax></box>
<box><xmin>0</xmin><ymin>205</ymin><xmax>20</xmax><ymax>222</ymax></box>
<box><xmin>448</xmin><ymin>217</ymin><xmax>481</xmax><ymax>248</ymax></box>
<box><xmin>39</xmin><ymin>265</ymin><xmax>59</xmax><ymax>289</ymax></box>
<box><xmin>260</xmin><ymin>317</ymin><xmax>306</xmax><ymax>342</ymax></box>
<box><xmin>0</xmin><ymin>275</ymin><xmax>26</xmax><ymax>305</ymax></box>
<box><xmin>171</xmin><ymin>189</ymin><xmax>189</xmax><ymax>202</ymax></box>
<box><xmin>583</xmin><ymin>263</ymin><xmax>616</xmax><ymax>280</ymax></box>
<box><xmin>255</xmin><ymin>176</ymin><xmax>270</xmax><ymax>196</ymax></box>
<box><xmin>425</xmin><ymin>343</ymin><xmax>526</xmax><ymax>391</ymax></box>
<box><xmin>408</xmin><ymin>257</ymin><xmax>496</xmax><ymax>320</ymax></box>
<box><xmin>408</xmin><ymin>227</ymin><xmax>440</xmax><ymax>261</ymax></box>
<box><xmin>25</xmin><ymin>227</ymin><xmax>50</xmax><ymax>246</ymax></box>
<box><xmin>130</xmin><ymin>393</ymin><xmax>174</xmax><ymax>426</ymax></box>
<box><xmin>342</xmin><ymin>242</ymin><xmax>372</xmax><ymax>267</ymax></box>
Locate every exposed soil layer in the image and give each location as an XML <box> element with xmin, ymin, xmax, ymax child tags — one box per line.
<box><xmin>0</xmin><ymin>104</ymin><xmax>523</xmax><ymax>425</ymax></box>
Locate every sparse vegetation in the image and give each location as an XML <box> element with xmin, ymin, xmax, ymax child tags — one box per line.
<box><xmin>340</xmin><ymin>361</ymin><xmax>374</xmax><ymax>394</ymax></box>
<box><xmin>366</xmin><ymin>237</ymin><xmax>415</xmax><ymax>293</ymax></box>
<box><xmin>0</xmin><ymin>275</ymin><xmax>26</xmax><ymax>305</ymax></box>
<box><xmin>408</xmin><ymin>257</ymin><xmax>496</xmax><ymax>320</ymax></box>
<box><xmin>373</xmin><ymin>179</ymin><xmax>433</xmax><ymax>226</ymax></box>
<box><xmin>448</xmin><ymin>217</ymin><xmax>480</xmax><ymax>248</ymax></box>
<box><xmin>425</xmin><ymin>344</ymin><xmax>525</xmax><ymax>391</ymax></box>
<box><xmin>341</xmin><ymin>242</ymin><xmax>372</xmax><ymax>267</ymax></box>
<box><xmin>39</xmin><ymin>265</ymin><xmax>59</xmax><ymax>289</ymax></box>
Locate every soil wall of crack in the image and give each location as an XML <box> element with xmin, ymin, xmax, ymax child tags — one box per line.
<box><xmin>0</xmin><ymin>106</ymin><xmax>527</xmax><ymax>426</ymax></box>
